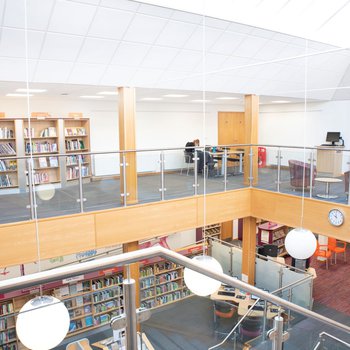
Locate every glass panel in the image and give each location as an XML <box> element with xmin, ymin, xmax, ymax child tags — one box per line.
<box><xmin>255</xmin><ymin>257</ymin><xmax>281</xmax><ymax>292</ymax></box>
<box><xmin>83</xmin><ymin>153</ymin><xmax>121</xmax><ymax>212</ymax></box>
<box><xmin>211</xmin><ymin>240</ymin><xmax>232</xmax><ymax>275</ymax></box>
<box><xmin>231</xmin><ymin>246</ymin><xmax>242</xmax><ymax>278</ymax></box>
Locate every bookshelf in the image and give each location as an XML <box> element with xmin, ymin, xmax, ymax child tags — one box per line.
<box><xmin>0</xmin><ymin>119</ymin><xmax>18</xmax><ymax>189</ymax></box>
<box><xmin>257</xmin><ymin>222</ymin><xmax>289</xmax><ymax>257</ymax></box>
<box><xmin>23</xmin><ymin>118</ymin><xmax>60</xmax><ymax>186</ymax></box>
<box><xmin>64</xmin><ymin>119</ymin><xmax>91</xmax><ymax>182</ymax></box>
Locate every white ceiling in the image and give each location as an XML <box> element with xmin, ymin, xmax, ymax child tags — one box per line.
<box><xmin>0</xmin><ymin>0</ymin><xmax>349</xmax><ymax>101</ymax></box>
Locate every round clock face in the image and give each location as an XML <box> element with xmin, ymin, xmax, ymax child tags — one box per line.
<box><xmin>328</xmin><ymin>209</ymin><xmax>344</xmax><ymax>227</ymax></box>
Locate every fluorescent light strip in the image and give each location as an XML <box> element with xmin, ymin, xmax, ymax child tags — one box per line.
<box><xmin>216</xmin><ymin>96</ymin><xmax>239</xmax><ymax>100</ymax></box>
<box><xmin>97</xmin><ymin>91</ymin><xmax>118</xmax><ymax>95</ymax></box>
<box><xmin>80</xmin><ymin>95</ymin><xmax>104</xmax><ymax>99</ymax></box>
<box><xmin>163</xmin><ymin>94</ymin><xmax>189</xmax><ymax>98</ymax></box>
<box><xmin>191</xmin><ymin>99</ymin><xmax>211</xmax><ymax>103</ymax></box>
<box><xmin>16</xmin><ymin>88</ymin><xmax>47</xmax><ymax>93</ymax></box>
<box><xmin>6</xmin><ymin>93</ymin><xmax>34</xmax><ymax>97</ymax></box>
<box><xmin>140</xmin><ymin>98</ymin><xmax>163</xmax><ymax>101</ymax></box>
<box><xmin>270</xmin><ymin>100</ymin><xmax>291</xmax><ymax>104</ymax></box>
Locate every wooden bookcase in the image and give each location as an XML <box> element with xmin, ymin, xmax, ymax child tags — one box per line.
<box><xmin>23</xmin><ymin>118</ymin><xmax>60</xmax><ymax>186</ymax></box>
<box><xmin>257</xmin><ymin>222</ymin><xmax>289</xmax><ymax>257</ymax></box>
<box><xmin>196</xmin><ymin>223</ymin><xmax>222</xmax><ymax>242</ymax></box>
<box><xmin>64</xmin><ymin>119</ymin><xmax>91</xmax><ymax>182</ymax></box>
<box><xmin>0</xmin><ymin>119</ymin><xmax>18</xmax><ymax>189</ymax></box>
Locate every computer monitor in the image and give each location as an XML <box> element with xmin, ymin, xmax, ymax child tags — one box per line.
<box><xmin>326</xmin><ymin>132</ymin><xmax>341</xmax><ymax>145</ymax></box>
<box><xmin>263</xmin><ymin>244</ymin><xmax>278</xmax><ymax>257</ymax></box>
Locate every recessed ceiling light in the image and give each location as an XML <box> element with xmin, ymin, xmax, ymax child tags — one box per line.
<box><xmin>16</xmin><ymin>88</ymin><xmax>47</xmax><ymax>93</ymax></box>
<box><xmin>163</xmin><ymin>94</ymin><xmax>189</xmax><ymax>98</ymax></box>
<box><xmin>140</xmin><ymin>98</ymin><xmax>163</xmax><ymax>101</ymax></box>
<box><xmin>97</xmin><ymin>91</ymin><xmax>118</xmax><ymax>95</ymax></box>
<box><xmin>191</xmin><ymin>99</ymin><xmax>211</xmax><ymax>103</ymax></box>
<box><xmin>271</xmin><ymin>100</ymin><xmax>291</xmax><ymax>104</ymax></box>
<box><xmin>6</xmin><ymin>93</ymin><xmax>34</xmax><ymax>97</ymax></box>
<box><xmin>80</xmin><ymin>95</ymin><xmax>104</xmax><ymax>99</ymax></box>
<box><xmin>216</xmin><ymin>96</ymin><xmax>239</xmax><ymax>100</ymax></box>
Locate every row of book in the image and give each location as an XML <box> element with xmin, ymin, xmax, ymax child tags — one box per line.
<box><xmin>141</xmin><ymin>289</ymin><xmax>155</xmax><ymax>300</ymax></box>
<box><xmin>140</xmin><ymin>266</ymin><xmax>154</xmax><ymax>278</ymax></box>
<box><xmin>0</xmin><ymin>160</ymin><xmax>16</xmax><ymax>171</ymax></box>
<box><xmin>65</xmin><ymin>139</ymin><xmax>85</xmax><ymax>151</ymax></box>
<box><xmin>91</xmin><ymin>275</ymin><xmax>123</xmax><ymax>290</ymax></box>
<box><xmin>0</xmin><ymin>318</ymin><xmax>14</xmax><ymax>331</ymax></box>
<box><xmin>0</xmin><ymin>329</ymin><xmax>16</xmax><ymax>345</ymax></box>
<box><xmin>156</xmin><ymin>291</ymin><xmax>182</xmax><ymax>306</ymax></box>
<box><xmin>25</xmin><ymin>142</ymin><xmax>57</xmax><ymax>154</ymax></box>
<box><xmin>66</xmin><ymin>166</ymin><xmax>89</xmax><ymax>180</ymax></box>
<box><xmin>56</xmin><ymin>281</ymin><xmax>91</xmax><ymax>298</ymax></box>
<box><xmin>65</xmin><ymin>127</ymin><xmax>86</xmax><ymax>136</ymax></box>
<box><xmin>156</xmin><ymin>271</ymin><xmax>179</xmax><ymax>284</ymax></box>
<box><xmin>0</xmin><ymin>175</ymin><xmax>13</xmax><ymax>187</ymax></box>
<box><xmin>69</xmin><ymin>316</ymin><xmax>93</xmax><ymax>332</ymax></box>
<box><xmin>35</xmin><ymin>156</ymin><xmax>58</xmax><ymax>168</ymax></box>
<box><xmin>64</xmin><ymin>295</ymin><xmax>91</xmax><ymax>309</ymax></box>
<box><xmin>0</xmin><ymin>342</ymin><xmax>17</xmax><ymax>350</ymax></box>
<box><xmin>66</xmin><ymin>155</ymin><xmax>88</xmax><ymax>165</ymax></box>
<box><xmin>154</xmin><ymin>261</ymin><xmax>178</xmax><ymax>273</ymax></box>
<box><xmin>0</xmin><ymin>143</ymin><xmax>15</xmax><ymax>155</ymax></box>
<box><xmin>156</xmin><ymin>282</ymin><xmax>180</xmax><ymax>295</ymax></box>
<box><xmin>94</xmin><ymin>300</ymin><xmax>118</xmax><ymax>313</ymax></box>
<box><xmin>23</xmin><ymin>128</ymin><xmax>34</xmax><ymax>138</ymax></box>
<box><xmin>93</xmin><ymin>288</ymin><xmax>122</xmax><ymax>303</ymax></box>
<box><xmin>40</xmin><ymin>127</ymin><xmax>56</xmax><ymax>137</ymax></box>
<box><xmin>140</xmin><ymin>277</ymin><xmax>154</xmax><ymax>289</ymax></box>
<box><xmin>0</xmin><ymin>128</ymin><xmax>14</xmax><ymax>139</ymax></box>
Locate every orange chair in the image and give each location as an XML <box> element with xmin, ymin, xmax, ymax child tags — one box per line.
<box><xmin>313</xmin><ymin>242</ymin><xmax>332</xmax><ymax>269</ymax></box>
<box><xmin>213</xmin><ymin>301</ymin><xmax>236</xmax><ymax>337</ymax></box>
<box><xmin>328</xmin><ymin>238</ymin><xmax>347</xmax><ymax>264</ymax></box>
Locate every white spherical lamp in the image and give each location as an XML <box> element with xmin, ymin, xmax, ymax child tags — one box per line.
<box><xmin>184</xmin><ymin>255</ymin><xmax>223</xmax><ymax>296</ymax></box>
<box><xmin>36</xmin><ymin>184</ymin><xmax>55</xmax><ymax>201</ymax></box>
<box><xmin>16</xmin><ymin>296</ymin><xmax>70</xmax><ymax>350</ymax></box>
<box><xmin>285</xmin><ymin>227</ymin><xmax>317</xmax><ymax>259</ymax></box>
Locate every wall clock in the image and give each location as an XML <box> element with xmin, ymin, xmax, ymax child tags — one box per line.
<box><xmin>328</xmin><ymin>209</ymin><xmax>344</xmax><ymax>227</ymax></box>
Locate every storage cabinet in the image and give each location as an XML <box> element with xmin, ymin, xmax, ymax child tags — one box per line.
<box><xmin>257</xmin><ymin>222</ymin><xmax>289</xmax><ymax>257</ymax></box>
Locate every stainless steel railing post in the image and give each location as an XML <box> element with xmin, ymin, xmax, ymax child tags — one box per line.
<box><xmin>159</xmin><ymin>151</ymin><xmax>166</xmax><ymax>200</ymax></box>
<box><xmin>123</xmin><ymin>278</ymin><xmax>137</xmax><ymax>350</ymax></box>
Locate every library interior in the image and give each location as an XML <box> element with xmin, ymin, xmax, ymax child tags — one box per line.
<box><xmin>0</xmin><ymin>1</ymin><xmax>350</xmax><ymax>350</ymax></box>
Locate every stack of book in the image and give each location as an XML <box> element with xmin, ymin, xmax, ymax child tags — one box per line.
<box><xmin>0</xmin><ymin>128</ymin><xmax>14</xmax><ymax>139</ymax></box>
<box><xmin>0</xmin><ymin>143</ymin><xmax>16</xmax><ymax>155</ymax></box>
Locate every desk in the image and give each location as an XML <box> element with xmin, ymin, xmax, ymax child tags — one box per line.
<box><xmin>211</xmin><ymin>150</ymin><xmax>244</xmax><ymax>175</ymax></box>
<box><xmin>211</xmin><ymin>286</ymin><xmax>282</xmax><ymax>319</ymax></box>
<box><xmin>315</xmin><ymin>177</ymin><xmax>342</xmax><ymax>199</ymax></box>
<box><xmin>92</xmin><ymin>333</ymin><xmax>154</xmax><ymax>350</ymax></box>
<box><xmin>316</xmin><ymin>146</ymin><xmax>344</xmax><ymax>177</ymax></box>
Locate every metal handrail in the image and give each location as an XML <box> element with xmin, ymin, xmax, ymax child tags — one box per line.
<box><xmin>0</xmin><ymin>246</ymin><xmax>349</xmax><ymax>335</ymax></box>
<box><xmin>318</xmin><ymin>332</ymin><xmax>350</xmax><ymax>348</ymax></box>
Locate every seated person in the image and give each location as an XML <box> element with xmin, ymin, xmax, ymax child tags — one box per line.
<box><xmin>186</xmin><ymin>139</ymin><xmax>214</xmax><ymax>175</ymax></box>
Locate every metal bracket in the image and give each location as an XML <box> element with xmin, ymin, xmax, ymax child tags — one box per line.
<box><xmin>268</xmin><ymin>329</ymin><xmax>290</xmax><ymax>342</ymax></box>
<box><xmin>120</xmin><ymin>163</ymin><xmax>129</xmax><ymax>167</ymax></box>
<box><xmin>110</xmin><ymin>307</ymin><xmax>151</xmax><ymax>330</ymax></box>
<box><xmin>158</xmin><ymin>188</ymin><xmax>167</xmax><ymax>192</ymax></box>
<box><xmin>76</xmin><ymin>198</ymin><xmax>87</xmax><ymax>203</ymax></box>
<box><xmin>120</xmin><ymin>193</ymin><xmax>130</xmax><ymax>197</ymax></box>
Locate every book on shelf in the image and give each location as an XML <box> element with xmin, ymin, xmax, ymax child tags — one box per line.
<box><xmin>0</xmin><ymin>175</ymin><xmax>12</xmax><ymax>187</ymax></box>
<box><xmin>24</xmin><ymin>127</ymin><xmax>34</xmax><ymax>138</ymax></box>
<box><xmin>65</xmin><ymin>127</ymin><xmax>86</xmax><ymax>136</ymax></box>
<box><xmin>0</xmin><ymin>143</ymin><xmax>16</xmax><ymax>155</ymax></box>
<box><xmin>38</xmin><ymin>157</ymin><xmax>48</xmax><ymax>168</ymax></box>
<box><xmin>0</xmin><ymin>160</ymin><xmax>16</xmax><ymax>171</ymax></box>
<box><xmin>0</xmin><ymin>127</ymin><xmax>14</xmax><ymax>139</ymax></box>
<box><xmin>49</xmin><ymin>157</ymin><xmax>58</xmax><ymax>167</ymax></box>
<box><xmin>40</xmin><ymin>127</ymin><xmax>57</xmax><ymax>137</ymax></box>
<box><xmin>85</xmin><ymin>315</ymin><xmax>93</xmax><ymax>327</ymax></box>
<box><xmin>84</xmin><ymin>304</ymin><xmax>91</xmax><ymax>314</ymax></box>
<box><xmin>75</xmin><ymin>296</ymin><xmax>83</xmax><ymax>306</ymax></box>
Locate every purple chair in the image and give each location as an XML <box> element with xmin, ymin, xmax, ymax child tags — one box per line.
<box><xmin>288</xmin><ymin>160</ymin><xmax>316</xmax><ymax>189</ymax></box>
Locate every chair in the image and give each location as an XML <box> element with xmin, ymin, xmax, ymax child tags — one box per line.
<box><xmin>328</xmin><ymin>238</ymin><xmax>347</xmax><ymax>264</ymax></box>
<box><xmin>313</xmin><ymin>242</ymin><xmax>332</xmax><ymax>269</ymax></box>
<box><xmin>288</xmin><ymin>160</ymin><xmax>317</xmax><ymax>189</ymax></box>
<box><xmin>239</xmin><ymin>316</ymin><xmax>263</xmax><ymax>341</ymax></box>
<box><xmin>213</xmin><ymin>301</ymin><xmax>236</xmax><ymax>337</ymax></box>
<box><xmin>180</xmin><ymin>151</ymin><xmax>194</xmax><ymax>175</ymax></box>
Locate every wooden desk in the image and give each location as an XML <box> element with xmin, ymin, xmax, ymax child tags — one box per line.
<box><xmin>211</xmin><ymin>286</ymin><xmax>282</xmax><ymax>319</ymax></box>
<box><xmin>316</xmin><ymin>146</ymin><xmax>344</xmax><ymax>177</ymax></box>
<box><xmin>211</xmin><ymin>150</ymin><xmax>244</xmax><ymax>175</ymax></box>
<box><xmin>92</xmin><ymin>333</ymin><xmax>154</xmax><ymax>350</ymax></box>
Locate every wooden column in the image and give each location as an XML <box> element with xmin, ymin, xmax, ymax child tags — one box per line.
<box><xmin>118</xmin><ymin>87</ymin><xmax>138</xmax><ymax>204</ymax></box>
<box><xmin>221</xmin><ymin>221</ymin><xmax>233</xmax><ymax>241</ymax></box>
<box><xmin>244</xmin><ymin>94</ymin><xmax>259</xmax><ymax>186</ymax></box>
<box><xmin>242</xmin><ymin>216</ymin><xmax>256</xmax><ymax>285</ymax></box>
<box><xmin>123</xmin><ymin>241</ymin><xmax>140</xmax><ymax>317</ymax></box>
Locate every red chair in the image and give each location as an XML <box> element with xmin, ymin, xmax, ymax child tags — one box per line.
<box><xmin>313</xmin><ymin>242</ymin><xmax>332</xmax><ymax>269</ymax></box>
<box><xmin>328</xmin><ymin>238</ymin><xmax>347</xmax><ymax>264</ymax></box>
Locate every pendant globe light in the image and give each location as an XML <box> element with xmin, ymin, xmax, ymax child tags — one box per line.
<box><xmin>16</xmin><ymin>296</ymin><xmax>70</xmax><ymax>350</ymax></box>
<box><xmin>285</xmin><ymin>227</ymin><xmax>317</xmax><ymax>259</ymax></box>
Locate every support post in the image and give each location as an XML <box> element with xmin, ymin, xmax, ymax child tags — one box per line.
<box><xmin>118</xmin><ymin>87</ymin><xmax>138</xmax><ymax>205</ymax></box>
<box><xmin>123</xmin><ymin>278</ymin><xmax>138</xmax><ymax>350</ymax></box>
<box><xmin>241</xmin><ymin>217</ymin><xmax>256</xmax><ymax>285</ymax></box>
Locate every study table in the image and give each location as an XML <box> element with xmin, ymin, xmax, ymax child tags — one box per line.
<box><xmin>92</xmin><ymin>332</ymin><xmax>154</xmax><ymax>350</ymax></box>
<box><xmin>210</xmin><ymin>149</ymin><xmax>244</xmax><ymax>176</ymax></box>
<box><xmin>315</xmin><ymin>177</ymin><xmax>342</xmax><ymax>199</ymax></box>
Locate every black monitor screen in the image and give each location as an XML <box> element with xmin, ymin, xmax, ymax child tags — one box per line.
<box><xmin>263</xmin><ymin>244</ymin><xmax>278</xmax><ymax>257</ymax></box>
<box><xmin>326</xmin><ymin>132</ymin><xmax>340</xmax><ymax>144</ymax></box>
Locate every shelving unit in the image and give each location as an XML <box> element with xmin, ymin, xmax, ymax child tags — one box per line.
<box><xmin>0</xmin><ymin>119</ymin><xmax>17</xmax><ymax>189</ymax></box>
<box><xmin>64</xmin><ymin>119</ymin><xmax>91</xmax><ymax>182</ymax></box>
<box><xmin>257</xmin><ymin>222</ymin><xmax>289</xmax><ymax>257</ymax></box>
<box><xmin>23</xmin><ymin>118</ymin><xmax>60</xmax><ymax>186</ymax></box>
<box><xmin>203</xmin><ymin>223</ymin><xmax>221</xmax><ymax>239</ymax></box>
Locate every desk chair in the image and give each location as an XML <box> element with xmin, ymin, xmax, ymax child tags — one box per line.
<box><xmin>328</xmin><ymin>238</ymin><xmax>347</xmax><ymax>264</ymax></box>
<box><xmin>181</xmin><ymin>151</ymin><xmax>194</xmax><ymax>175</ymax></box>
<box><xmin>313</xmin><ymin>242</ymin><xmax>332</xmax><ymax>269</ymax></box>
<box><xmin>239</xmin><ymin>316</ymin><xmax>263</xmax><ymax>342</ymax></box>
<box><xmin>213</xmin><ymin>301</ymin><xmax>236</xmax><ymax>338</ymax></box>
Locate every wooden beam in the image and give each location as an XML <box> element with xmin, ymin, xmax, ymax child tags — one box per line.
<box><xmin>118</xmin><ymin>87</ymin><xmax>138</xmax><ymax>204</ymax></box>
<box><xmin>221</xmin><ymin>221</ymin><xmax>233</xmax><ymax>241</ymax></box>
<box><xmin>242</xmin><ymin>216</ymin><xmax>256</xmax><ymax>285</ymax></box>
<box><xmin>244</xmin><ymin>95</ymin><xmax>259</xmax><ymax>185</ymax></box>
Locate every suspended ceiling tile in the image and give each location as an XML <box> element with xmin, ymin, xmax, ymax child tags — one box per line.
<box><xmin>155</xmin><ymin>20</ymin><xmax>196</xmax><ymax>48</ymax></box>
<box><xmin>250</xmin><ymin>27</ymin><xmax>275</xmax><ymax>40</ymax></box>
<box><xmin>183</xmin><ymin>26</ymin><xmax>222</xmax><ymax>51</ymax></box>
<box><xmin>34</xmin><ymin>60</ymin><xmax>74</xmax><ymax>83</ymax></box>
<box><xmin>0</xmin><ymin>57</ymin><xmax>35</xmax><ymax>81</ymax></box>
<box><xmin>77</xmin><ymin>37</ymin><xmax>119</xmax><ymax>64</ymax></box>
<box><xmin>68</xmin><ymin>62</ymin><xmax>106</xmax><ymax>84</ymax></box>
<box><xmin>180</xmin><ymin>75</ymin><xmax>203</xmax><ymax>91</ymax></box>
<box><xmin>40</xmin><ymin>33</ymin><xmax>84</xmax><ymax>61</ymax></box>
<box><xmin>193</xmin><ymin>52</ymin><xmax>227</xmax><ymax>73</ymax></box>
<box><xmin>158</xmin><ymin>69</ymin><xmax>192</xmax><ymax>83</ymax></box>
<box><xmin>204</xmin><ymin>73</ymin><xmax>228</xmax><ymax>91</ymax></box>
<box><xmin>123</xmin><ymin>13</ymin><xmax>167</xmax><ymax>44</ymax></box>
<box><xmin>140</xmin><ymin>46</ymin><xmax>179</xmax><ymax>69</ymax></box>
<box><xmin>272</xmin><ymin>32</ymin><xmax>294</xmax><ymax>44</ymax></box>
<box><xmin>88</xmin><ymin>7</ymin><xmax>134</xmax><ymax>40</ymax></box>
<box><xmin>169</xmin><ymin>50</ymin><xmax>202</xmax><ymax>72</ymax></box>
<box><xmin>233</xmin><ymin>36</ymin><xmax>269</xmax><ymax>58</ymax></box>
<box><xmin>171</xmin><ymin>10</ymin><xmax>202</xmax><ymax>25</ymax></box>
<box><xmin>0</xmin><ymin>0</ymin><xmax>5</xmax><ymax>24</ymax></box>
<box><xmin>220</xmin><ymin>56</ymin><xmax>256</xmax><ymax>71</ymax></box>
<box><xmin>0</xmin><ymin>28</ymin><xmax>45</xmax><ymax>59</ymax></box>
<box><xmin>111</xmin><ymin>41</ymin><xmax>150</xmax><ymax>66</ymax></box>
<box><xmin>226</xmin><ymin>22</ymin><xmax>253</xmax><ymax>35</ymax></box>
<box><xmin>131</xmin><ymin>68</ymin><xmax>163</xmax><ymax>86</ymax></box>
<box><xmin>75</xmin><ymin>0</ymin><xmax>100</xmax><ymax>5</ymax></box>
<box><xmin>209</xmin><ymin>31</ymin><xmax>244</xmax><ymax>55</ymax></box>
<box><xmin>137</xmin><ymin>3</ymin><xmax>173</xmax><ymax>17</ymax></box>
<box><xmin>100</xmin><ymin>65</ymin><xmax>136</xmax><ymax>85</ymax></box>
<box><xmin>100</xmin><ymin>0</ymin><xmax>139</xmax><ymax>11</ymax></box>
<box><xmin>254</xmin><ymin>39</ymin><xmax>286</xmax><ymax>61</ymax></box>
<box><xmin>48</xmin><ymin>1</ymin><xmax>97</xmax><ymax>36</ymax></box>
<box><xmin>204</xmin><ymin>17</ymin><xmax>230</xmax><ymax>30</ymax></box>
<box><xmin>3</xmin><ymin>0</ymin><xmax>55</xmax><ymax>30</ymax></box>
<box><xmin>277</xmin><ymin>44</ymin><xmax>307</xmax><ymax>62</ymax></box>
